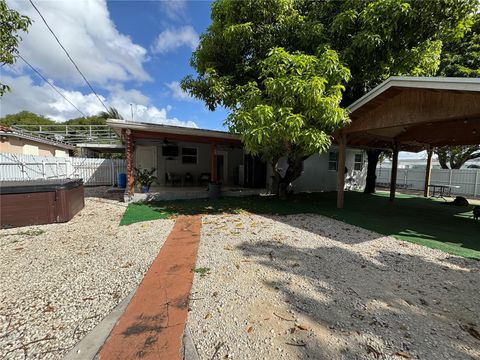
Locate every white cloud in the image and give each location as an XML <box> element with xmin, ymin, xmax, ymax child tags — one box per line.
<box><xmin>159</xmin><ymin>0</ymin><xmax>187</xmax><ymax>21</ymax></box>
<box><xmin>165</xmin><ymin>81</ymin><xmax>194</xmax><ymax>101</ymax></box>
<box><xmin>7</xmin><ymin>0</ymin><xmax>151</xmax><ymax>85</ymax></box>
<box><xmin>151</xmin><ymin>26</ymin><xmax>199</xmax><ymax>54</ymax></box>
<box><xmin>0</xmin><ymin>75</ymin><xmax>198</xmax><ymax>128</ymax></box>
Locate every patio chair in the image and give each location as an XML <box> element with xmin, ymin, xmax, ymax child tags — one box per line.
<box><xmin>184</xmin><ymin>172</ymin><xmax>194</xmax><ymax>186</ymax></box>
<box><xmin>165</xmin><ymin>172</ymin><xmax>181</xmax><ymax>186</ymax></box>
<box><xmin>198</xmin><ymin>172</ymin><xmax>211</xmax><ymax>186</ymax></box>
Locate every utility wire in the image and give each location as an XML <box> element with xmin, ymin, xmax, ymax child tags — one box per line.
<box><xmin>17</xmin><ymin>53</ymin><xmax>88</xmax><ymax>118</ymax></box>
<box><xmin>28</xmin><ymin>0</ymin><xmax>110</xmax><ymax>113</ymax></box>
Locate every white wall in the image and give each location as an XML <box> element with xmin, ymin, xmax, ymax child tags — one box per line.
<box><xmin>134</xmin><ymin>140</ymin><xmax>244</xmax><ymax>185</ymax></box>
<box><xmin>266</xmin><ymin>146</ymin><xmax>365</xmax><ymax>193</ymax></box>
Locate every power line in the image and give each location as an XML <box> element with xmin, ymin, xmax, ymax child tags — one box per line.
<box><xmin>17</xmin><ymin>53</ymin><xmax>88</xmax><ymax>118</ymax></box>
<box><xmin>28</xmin><ymin>0</ymin><xmax>110</xmax><ymax>113</ymax></box>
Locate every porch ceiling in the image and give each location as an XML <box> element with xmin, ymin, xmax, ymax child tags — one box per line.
<box><xmin>342</xmin><ymin>77</ymin><xmax>480</xmax><ymax>151</ymax></box>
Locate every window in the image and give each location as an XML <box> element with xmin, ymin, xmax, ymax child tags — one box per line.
<box><xmin>328</xmin><ymin>152</ymin><xmax>338</xmax><ymax>170</ymax></box>
<box><xmin>182</xmin><ymin>147</ymin><xmax>197</xmax><ymax>164</ymax></box>
<box><xmin>354</xmin><ymin>153</ymin><xmax>363</xmax><ymax>171</ymax></box>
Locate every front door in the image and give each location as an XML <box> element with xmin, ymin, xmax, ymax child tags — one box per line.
<box><xmin>216</xmin><ymin>151</ymin><xmax>228</xmax><ymax>184</ymax></box>
<box><xmin>135</xmin><ymin>145</ymin><xmax>157</xmax><ymax>176</ymax></box>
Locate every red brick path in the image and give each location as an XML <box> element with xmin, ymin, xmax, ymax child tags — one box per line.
<box><xmin>99</xmin><ymin>215</ymin><xmax>201</xmax><ymax>360</ymax></box>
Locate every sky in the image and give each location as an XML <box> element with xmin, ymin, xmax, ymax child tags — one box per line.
<box><xmin>1</xmin><ymin>0</ymin><xmax>425</xmax><ymax>159</ymax></box>
<box><xmin>1</xmin><ymin>0</ymin><xmax>228</xmax><ymax>130</ymax></box>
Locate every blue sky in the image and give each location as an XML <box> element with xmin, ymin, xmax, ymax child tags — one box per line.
<box><xmin>1</xmin><ymin>0</ymin><xmax>424</xmax><ymax>159</ymax></box>
<box><xmin>2</xmin><ymin>0</ymin><xmax>228</xmax><ymax>130</ymax></box>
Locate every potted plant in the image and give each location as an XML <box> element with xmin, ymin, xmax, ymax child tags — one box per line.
<box><xmin>208</xmin><ymin>180</ymin><xmax>222</xmax><ymax>199</ymax></box>
<box><xmin>134</xmin><ymin>167</ymin><xmax>156</xmax><ymax>193</ymax></box>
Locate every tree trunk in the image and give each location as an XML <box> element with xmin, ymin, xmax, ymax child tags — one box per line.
<box><xmin>436</xmin><ymin>148</ymin><xmax>449</xmax><ymax>169</ymax></box>
<box><xmin>273</xmin><ymin>154</ymin><xmax>307</xmax><ymax>199</ymax></box>
<box><xmin>364</xmin><ymin>149</ymin><xmax>382</xmax><ymax>194</ymax></box>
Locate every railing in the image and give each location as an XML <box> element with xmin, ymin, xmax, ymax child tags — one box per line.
<box><xmin>11</xmin><ymin>125</ymin><xmax>120</xmax><ymax>145</ymax></box>
<box><xmin>0</xmin><ymin>153</ymin><xmax>126</xmax><ymax>186</ymax></box>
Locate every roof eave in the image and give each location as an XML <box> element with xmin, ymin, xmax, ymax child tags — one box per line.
<box><xmin>347</xmin><ymin>76</ymin><xmax>480</xmax><ymax>114</ymax></box>
<box><xmin>106</xmin><ymin>119</ymin><xmax>241</xmax><ymax>142</ymax></box>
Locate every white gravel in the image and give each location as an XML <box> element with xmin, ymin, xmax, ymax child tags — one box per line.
<box><xmin>0</xmin><ymin>195</ymin><xmax>174</xmax><ymax>359</ymax></box>
<box><xmin>189</xmin><ymin>213</ymin><xmax>480</xmax><ymax>360</ymax></box>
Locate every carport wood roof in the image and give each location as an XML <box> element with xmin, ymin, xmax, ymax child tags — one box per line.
<box><xmin>343</xmin><ymin>77</ymin><xmax>480</xmax><ymax>151</ymax></box>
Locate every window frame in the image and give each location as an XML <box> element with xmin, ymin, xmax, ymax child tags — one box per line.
<box><xmin>354</xmin><ymin>153</ymin><xmax>363</xmax><ymax>171</ymax></box>
<box><xmin>181</xmin><ymin>147</ymin><xmax>198</xmax><ymax>164</ymax></box>
<box><xmin>328</xmin><ymin>151</ymin><xmax>338</xmax><ymax>171</ymax></box>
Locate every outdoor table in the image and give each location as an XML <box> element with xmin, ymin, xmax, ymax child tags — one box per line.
<box><xmin>428</xmin><ymin>184</ymin><xmax>460</xmax><ymax>199</ymax></box>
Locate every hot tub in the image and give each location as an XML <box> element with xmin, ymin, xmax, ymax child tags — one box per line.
<box><xmin>0</xmin><ymin>179</ymin><xmax>84</xmax><ymax>229</ymax></box>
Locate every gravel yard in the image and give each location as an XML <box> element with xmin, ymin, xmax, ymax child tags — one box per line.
<box><xmin>0</xmin><ymin>194</ymin><xmax>174</xmax><ymax>359</ymax></box>
<box><xmin>189</xmin><ymin>213</ymin><xmax>480</xmax><ymax>360</ymax></box>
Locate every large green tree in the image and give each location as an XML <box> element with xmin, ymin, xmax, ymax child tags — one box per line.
<box><xmin>230</xmin><ymin>48</ymin><xmax>350</xmax><ymax>197</ymax></box>
<box><xmin>438</xmin><ymin>12</ymin><xmax>480</xmax><ymax>78</ymax></box>
<box><xmin>98</xmin><ymin>107</ymin><xmax>124</xmax><ymax>120</ymax></box>
<box><xmin>436</xmin><ymin>146</ymin><xmax>480</xmax><ymax>169</ymax></box>
<box><xmin>0</xmin><ymin>0</ymin><xmax>31</xmax><ymax>96</ymax></box>
<box><xmin>434</xmin><ymin>13</ymin><xmax>480</xmax><ymax>171</ymax></box>
<box><xmin>0</xmin><ymin>111</ymin><xmax>54</xmax><ymax>127</ymax></box>
<box><xmin>182</xmin><ymin>0</ymin><xmax>478</xmax><ymax>194</ymax></box>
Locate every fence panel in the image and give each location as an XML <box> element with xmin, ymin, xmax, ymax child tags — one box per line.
<box><xmin>0</xmin><ymin>153</ymin><xmax>126</xmax><ymax>186</ymax></box>
<box><xmin>375</xmin><ymin>166</ymin><xmax>480</xmax><ymax>198</ymax></box>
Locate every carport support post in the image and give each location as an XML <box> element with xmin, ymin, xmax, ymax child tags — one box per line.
<box><xmin>337</xmin><ymin>134</ymin><xmax>347</xmax><ymax>209</ymax></box>
<box><xmin>211</xmin><ymin>143</ymin><xmax>218</xmax><ymax>182</ymax></box>
<box><xmin>389</xmin><ymin>142</ymin><xmax>399</xmax><ymax>202</ymax></box>
<box><xmin>125</xmin><ymin>129</ymin><xmax>135</xmax><ymax>195</ymax></box>
<box><xmin>424</xmin><ymin>148</ymin><xmax>433</xmax><ymax>197</ymax></box>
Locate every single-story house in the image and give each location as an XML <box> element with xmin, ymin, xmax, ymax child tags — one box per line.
<box><xmin>107</xmin><ymin>119</ymin><xmax>365</xmax><ymax>201</ymax></box>
<box><xmin>0</xmin><ymin>125</ymin><xmax>74</xmax><ymax>157</ymax></box>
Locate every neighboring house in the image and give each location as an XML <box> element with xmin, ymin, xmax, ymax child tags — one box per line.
<box><xmin>0</xmin><ymin>125</ymin><xmax>74</xmax><ymax>157</ymax></box>
<box><xmin>107</xmin><ymin>119</ymin><xmax>364</xmax><ymax>199</ymax></box>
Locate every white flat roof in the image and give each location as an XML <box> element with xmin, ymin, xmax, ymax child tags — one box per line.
<box><xmin>76</xmin><ymin>143</ymin><xmax>124</xmax><ymax>148</ymax></box>
<box><xmin>107</xmin><ymin>119</ymin><xmax>240</xmax><ymax>141</ymax></box>
<box><xmin>348</xmin><ymin>76</ymin><xmax>480</xmax><ymax>113</ymax></box>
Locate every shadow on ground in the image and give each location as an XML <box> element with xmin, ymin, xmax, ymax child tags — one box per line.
<box><xmin>236</xmin><ymin>219</ymin><xmax>480</xmax><ymax>359</ymax></box>
<box><xmin>122</xmin><ymin>191</ymin><xmax>480</xmax><ymax>258</ymax></box>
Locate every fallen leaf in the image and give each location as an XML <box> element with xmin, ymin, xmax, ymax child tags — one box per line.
<box><xmin>204</xmin><ymin>313</ymin><xmax>212</xmax><ymax>319</ymax></box>
<box><xmin>247</xmin><ymin>326</ymin><xmax>253</xmax><ymax>333</ymax></box>
<box><xmin>366</xmin><ymin>344</ymin><xmax>382</xmax><ymax>358</ymax></box>
<box><xmin>235</xmin><ymin>264</ymin><xmax>240</xmax><ymax>269</ymax></box>
<box><xmin>296</xmin><ymin>324</ymin><xmax>309</xmax><ymax>331</ymax></box>
<box><xmin>461</xmin><ymin>324</ymin><xmax>480</xmax><ymax>341</ymax></box>
<box><xmin>395</xmin><ymin>351</ymin><xmax>411</xmax><ymax>358</ymax></box>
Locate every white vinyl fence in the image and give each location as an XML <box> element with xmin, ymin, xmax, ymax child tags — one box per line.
<box><xmin>0</xmin><ymin>153</ymin><xmax>126</xmax><ymax>186</ymax></box>
<box><xmin>375</xmin><ymin>166</ymin><xmax>480</xmax><ymax>198</ymax></box>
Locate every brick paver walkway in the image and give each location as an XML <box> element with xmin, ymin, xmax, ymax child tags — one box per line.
<box><xmin>99</xmin><ymin>215</ymin><xmax>201</xmax><ymax>360</ymax></box>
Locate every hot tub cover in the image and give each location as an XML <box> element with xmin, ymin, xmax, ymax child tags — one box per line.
<box><xmin>0</xmin><ymin>179</ymin><xmax>83</xmax><ymax>194</ymax></box>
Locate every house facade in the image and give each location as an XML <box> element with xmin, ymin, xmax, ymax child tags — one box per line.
<box><xmin>270</xmin><ymin>146</ymin><xmax>365</xmax><ymax>193</ymax></box>
<box><xmin>107</xmin><ymin>119</ymin><xmax>364</xmax><ymax>201</ymax></box>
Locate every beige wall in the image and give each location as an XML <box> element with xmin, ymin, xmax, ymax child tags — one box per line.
<box><xmin>0</xmin><ymin>136</ymin><xmax>70</xmax><ymax>157</ymax></box>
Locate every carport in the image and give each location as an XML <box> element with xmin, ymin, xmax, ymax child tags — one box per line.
<box><xmin>336</xmin><ymin>76</ymin><xmax>480</xmax><ymax>208</ymax></box>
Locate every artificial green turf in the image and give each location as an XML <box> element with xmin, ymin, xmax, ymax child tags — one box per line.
<box><xmin>120</xmin><ymin>191</ymin><xmax>480</xmax><ymax>259</ymax></box>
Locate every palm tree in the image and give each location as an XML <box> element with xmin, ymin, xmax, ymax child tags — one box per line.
<box><xmin>98</xmin><ymin>107</ymin><xmax>124</xmax><ymax>120</ymax></box>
